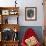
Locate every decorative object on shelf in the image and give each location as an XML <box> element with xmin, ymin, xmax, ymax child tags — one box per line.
<box><xmin>9</xmin><ymin>10</ymin><xmax>18</xmax><ymax>15</ymax></box>
<box><xmin>25</xmin><ymin>7</ymin><xmax>37</xmax><ymax>21</ymax></box>
<box><xmin>14</xmin><ymin>28</ymin><xmax>17</xmax><ymax>32</ymax></box>
<box><xmin>2</xmin><ymin>28</ymin><xmax>13</xmax><ymax>41</ymax></box>
<box><xmin>2</xmin><ymin>16</ymin><xmax>8</xmax><ymax>24</ymax></box>
<box><xmin>13</xmin><ymin>28</ymin><xmax>18</xmax><ymax>40</ymax></box>
<box><xmin>0</xmin><ymin>7</ymin><xmax>19</xmax><ymax>16</ymax></box>
<box><xmin>5</xmin><ymin>18</ymin><xmax>8</xmax><ymax>24</ymax></box>
<box><xmin>13</xmin><ymin>32</ymin><xmax>18</xmax><ymax>41</ymax></box>
<box><xmin>15</xmin><ymin>0</ymin><xmax>17</xmax><ymax>7</ymax></box>
<box><xmin>2</xmin><ymin>10</ymin><xmax>9</xmax><ymax>15</ymax></box>
<box><xmin>9</xmin><ymin>10</ymin><xmax>14</xmax><ymax>15</ymax></box>
<box><xmin>1</xmin><ymin>28</ymin><xmax>19</xmax><ymax>41</ymax></box>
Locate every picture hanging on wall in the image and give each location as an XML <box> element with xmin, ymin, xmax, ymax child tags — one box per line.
<box><xmin>25</xmin><ymin>7</ymin><xmax>37</xmax><ymax>21</ymax></box>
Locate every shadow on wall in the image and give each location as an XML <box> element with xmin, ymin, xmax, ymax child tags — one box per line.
<box><xmin>18</xmin><ymin>26</ymin><xmax>44</xmax><ymax>45</ymax></box>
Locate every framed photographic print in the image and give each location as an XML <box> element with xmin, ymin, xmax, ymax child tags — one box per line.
<box><xmin>25</xmin><ymin>7</ymin><xmax>37</xmax><ymax>21</ymax></box>
<box><xmin>2</xmin><ymin>10</ymin><xmax>9</xmax><ymax>15</ymax></box>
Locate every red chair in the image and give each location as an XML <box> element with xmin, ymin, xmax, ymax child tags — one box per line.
<box><xmin>21</xmin><ymin>28</ymin><xmax>41</xmax><ymax>46</ymax></box>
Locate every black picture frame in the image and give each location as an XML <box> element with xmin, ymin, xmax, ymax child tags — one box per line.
<box><xmin>25</xmin><ymin>7</ymin><xmax>37</xmax><ymax>21</ymax></box>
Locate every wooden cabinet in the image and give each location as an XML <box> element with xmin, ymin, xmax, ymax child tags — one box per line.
<box><xmin>0</xmin><ymin>7</ymin><xmax>19</xmax><ymax>46</ymax></box>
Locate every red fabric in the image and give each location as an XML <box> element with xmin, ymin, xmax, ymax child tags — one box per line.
<box><xmin>21</xmin><ymin>28</ymin><xmax>41</xmax><ymax>46</ymax></box>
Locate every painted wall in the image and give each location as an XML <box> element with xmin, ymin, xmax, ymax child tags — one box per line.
<box><xmin>0</xmin><ymin>1</ymin><xmax>44</xmax><ymax>45</ymax></box>
<box><xmin>0</xmin><ymin>0</ymin><xmax>44</xmax><ymax>26</ymax></box>
<box><xmin>18</xmin><ymin>26</ymin><xmax>44</xmax><ymax>44</ymax></box>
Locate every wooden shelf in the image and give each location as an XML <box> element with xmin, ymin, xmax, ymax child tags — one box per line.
<box><xmin>1</xmin><ymin>40</ymin><xmax>19</xmax><ymax>46</ymax></box>
<box><xmin>2</xmin><ymin>40</ymin><xmax>19</xmax><ymax>42</ymax></box>
<box><xmin>0</xmin><ymin>7</ymin><xmax>19</xmax><ymax>10</ymax></box>
<box><xmin>0</xmin><ymin>7</ymin><xmax>20</xmax><ymax>46</ymax></box>
<box><xmin>0</xmin><ymin>7</ymin><xmax>19</xmax><ymax>16</ymax></box>
<box><xmin>0</xmin><ymin>24</ymin><xmax>20</xmax><ymax>32</ymax></box>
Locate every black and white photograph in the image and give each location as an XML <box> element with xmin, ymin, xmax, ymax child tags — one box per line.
<box><xmin>25</xmin><ymin>7</ymin><xmax>37</xmax><ymax>21</ymax></box>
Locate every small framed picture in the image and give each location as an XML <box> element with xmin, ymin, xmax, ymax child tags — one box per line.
<box><xmin>25</xmin><ymin>7</ymin><xmax>37</xmax><ymax>21</ymax></box>
<box><xmin>2</xmin><ymin>10</ymin><xmax>9</xmax><ymax>15</ymax></box>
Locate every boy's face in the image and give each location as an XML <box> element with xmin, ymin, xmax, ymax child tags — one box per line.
<box><xmin>25</xmin><ymin>36</ymin><xmax>38</xmax><ymax>46</ymax></box>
